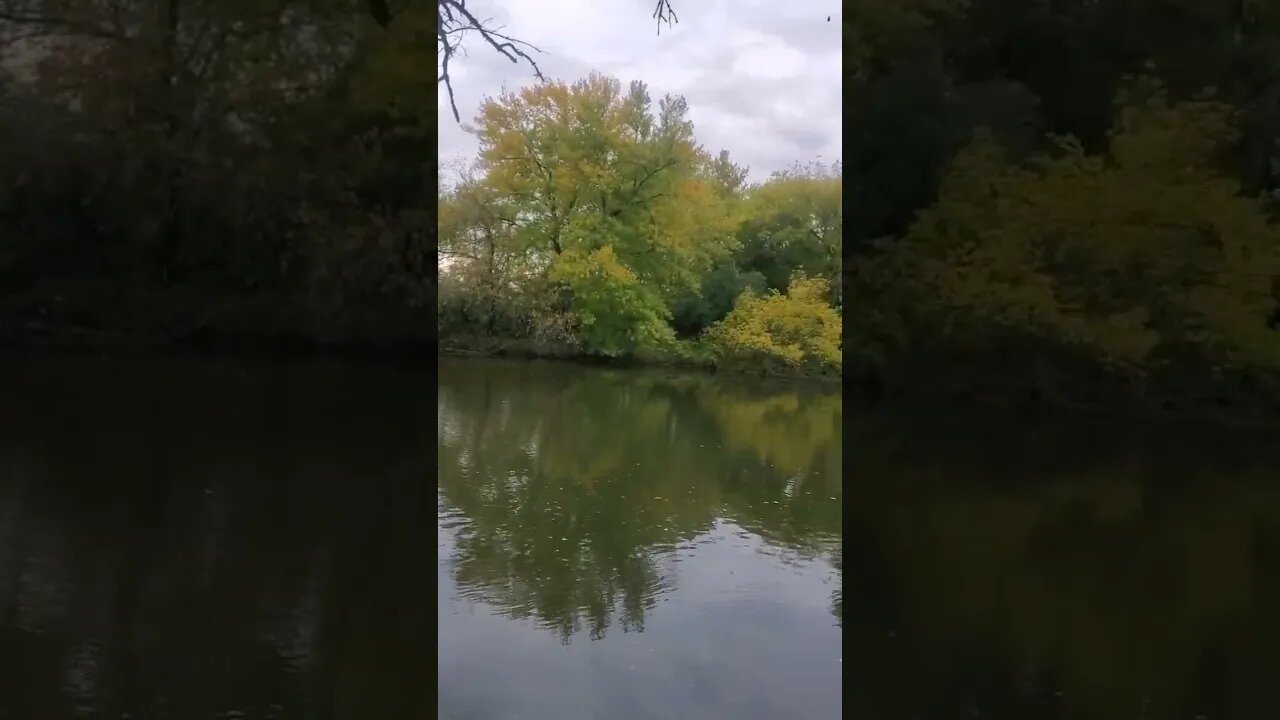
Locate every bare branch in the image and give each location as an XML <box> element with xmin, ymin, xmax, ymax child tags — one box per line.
<box><xmin>437</xmin><ymin>0</ymin><xmax>544</xmax><ymax>123</ymax></box>
<box><xmin>652</xmin><ymin>0</ymin><xmax>678</xmax><ymax>34</ymax></box>
<box><xmin>437</xmin><ymin>1</ymin><xmax>679</xmax><ymax>123</ymax></box>
<box><xmin>439</xmin><ymin>247</ymin><xmax>482</xmax><ymax>261</ymax></box>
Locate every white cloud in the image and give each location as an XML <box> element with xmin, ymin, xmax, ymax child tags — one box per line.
<box><xmin>438</xmin><ymin>0</ymin><xmax>842</xmax><ymax>184</ymax></box>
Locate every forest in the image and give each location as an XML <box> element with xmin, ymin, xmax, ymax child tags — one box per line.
<box><xmin>0</xmin><ymin>0</ymin><xmax>438</xmax><ymax>351</ymax></box>
<box><xmin>3</xmin><ymin>0</ymin><xmax>1280</xmax><ymax>409</ymax></box>
<box><xmin>441</xmin><ymin>0</ymin><xmax>1280</xmax><ymax>407</ymax></box>
<box><xmin>844</xmin><ymin>0</ymin><xmax>1280</xmax><ymax>412</ymax></box>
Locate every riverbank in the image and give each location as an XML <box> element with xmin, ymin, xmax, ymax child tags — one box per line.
<box><xmin>447</xmin><ymin>337</ymin><xmax>1280</xmax><ymax>431</ymax></box>
<box><xmin>863</xmin><ymin>345</ymin><xmax>1280</xmax><ymax>433</ymax></box>
<box><xmin>0</xmin><ymin>285</ymin><xmax>435</xmax><ymax>363</ymax></box>
<box><xmin>439</xmin><ymin>333</ymin><xmax>842</xmax><ymax>384</ymax></box>
<box><xmin>6</xmin><ymin>287</ymin><xmax>1280</xmax><ymax>429</ymax></box>
<box><xmin>0</xmin><ymin>286</ymin><xmax>839</xmax><ymax>383</ymax></box>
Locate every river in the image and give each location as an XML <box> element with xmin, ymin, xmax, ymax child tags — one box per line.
<box><xmin>0</xmin><ymin>352</ymin><xmax>842</xmax><ymax>719</ymax></box>
<box><xmin>3</xmin><ymin>351</ymin><xmax>1274</xmax><ymax>719</ymax></box>
<box><xmin>845</xmin><ymin>407</ymin><xmax>1280</xmax><ymax>720</ymax></box>
<box><xmin>437</xmin><ymin>357</ymin><xmax>843</xmax><ymax>719</ymax></box>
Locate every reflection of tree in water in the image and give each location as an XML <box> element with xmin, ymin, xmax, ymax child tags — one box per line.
<box><xmin>693</xmin><ymin>383</ymin><xmax>842</xmax><ymax>553</ymax></box>
<box><xmin>438</xmin><ymin>368</ymin><xmax>709</xmax><ymax>644</ymax></box>
<box><xmin>437</xmin><ymin>361</ymin><xmax>843</xmax><ymax>643</ymax></box>
<box><xmin>846</xmin><ymin>416</ymin><xmax>1280</xmax><ymax>720</ymax></box>
<box><xmin>697</xmin><ymin>387</ymin><xmax>841</xmax><ymax>478</ymax></box>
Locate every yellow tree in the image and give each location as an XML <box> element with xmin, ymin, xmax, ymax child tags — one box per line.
<box><xmin>471</xmin><ymin>73</ymin><xmax>738</xmax><ymax>352</ymax></box>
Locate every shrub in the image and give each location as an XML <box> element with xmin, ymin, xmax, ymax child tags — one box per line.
<box><xmin>707</xmin><ymin>274</ymin><xmax>842</xmax><ymax>373</ymax></box>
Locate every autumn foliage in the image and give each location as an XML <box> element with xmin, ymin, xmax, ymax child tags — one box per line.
<box><xmin>852</xmin><ymin>83</ymin><xmax>1280</xmax><ymax>397</ymax></box>
<box><xmin>706</xmin><ymin>276</ymin><xmax>843</xmax><ymax>374</ymax></box>
<box><xmin>438</xmin><ymin>73</ymin><xmax>843</xmax><ymax>375</ymax></box>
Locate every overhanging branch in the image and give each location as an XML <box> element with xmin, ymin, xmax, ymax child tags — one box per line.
<box><xmin>437</xmin><ymin>0</ymin><xmax>544</xmax><ymax>123</ymax></box>
<box><xmin>652</xmin><ymin>0</ymin><xmax>678</xmax><ymax>34</ymax></box>
<box><xmin>437</xmin><ymin>0</ymin><xmax>680</xmax><ymax>123</ymax></box>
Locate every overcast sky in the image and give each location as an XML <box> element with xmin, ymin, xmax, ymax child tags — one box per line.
<box><xmin>438</xmin><ymin>0</ymin><xmax>841</xmax><ymax>184</ymax></box>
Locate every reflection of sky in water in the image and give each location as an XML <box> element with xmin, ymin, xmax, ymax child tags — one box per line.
<box><xmin>438</xmin><ymin>513</ymin><xmax>841</xmax><ymax>720</ymax></box>
<box><xmin>435</xmin><ymin>358</ymin><xmax>841</xmax><ymax>719</ymax></box>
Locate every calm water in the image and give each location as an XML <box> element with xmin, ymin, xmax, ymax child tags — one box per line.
<box><xmin>436</xmin><ymin>358</ymin><xmax>843</xmax><ymax>719</ymax></box>
<box><xmin>0</xmin><ymin>352</ymin><xmax>842</xmax><ymax>719</ymax></box>
<box><xmin>846</xmin><ymin>412</ymin><xmax>1280</xmax><ymax>720</ymax></box>
<box><xmin>0</xmin><ymin>352</ymin><xmax>439</xmax><ymax>719</ymax></box>
<box><xmin>5</xmin><ymin>351</ymin><xmax>1277</xmax><ymax>720</ymax></box>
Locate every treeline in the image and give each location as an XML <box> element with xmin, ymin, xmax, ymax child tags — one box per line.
<box><xmin>0</xmin><ymin>0</ymin><xmax>844</xmax><ymax>373</ymax></box>
<box><xmin>8</xmin><ymin>0</ymin><xmax>1280</xmax><ymax>408</ymax></box>
<box><xmin>844</xmin><ymin>0</ymin><xmax>1280</xmax><ymax>409</ymax></box>
<box><xmin>437</xmin><ymin>74</ymin><xmax>842</xmax><ymax>377</ymax></box>
<box><xmin>0</xmin><ymin>0</ymin><xmax>437</xmax><ymax>347</ymax></box>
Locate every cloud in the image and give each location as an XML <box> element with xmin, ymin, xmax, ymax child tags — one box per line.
<box><xmin>437</xmin><ymin>0</ymin><xmax>842</xmax><ymax>183</ymax></box>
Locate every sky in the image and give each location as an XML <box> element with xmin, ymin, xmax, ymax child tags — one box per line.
<box><xmin>437</xmin><ymin>0</ymin><xmax>842</xmax><ymax>185</ymax></box>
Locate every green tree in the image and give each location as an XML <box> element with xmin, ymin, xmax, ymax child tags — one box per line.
<box><xmin>670</xmin><ymin>261</ymin><xmax>768</xmax><ymax>337</ymax></box>
<box><xmin>737</xmin><ymin>162</ymin><xmax>843</xmax><ymax>304</ymax></box>
<box><xmin>549</xmin><ymin>245</ymin><xmax>675</xmax><ymax>356</ymax></box>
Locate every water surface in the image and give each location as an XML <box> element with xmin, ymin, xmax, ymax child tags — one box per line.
<box><xmin>437</xmin><ymin>357</ymin><xmax>844</xmax><ymax>719</ymax></box>
<box><xmin>0</xmin><ymin>352</ymin><xmax>843</xmax><ymax>719</ymax></box>
<box><xmin>8</xmin><ymin>350</ymin><xmax>1274</xmax><ymax>719</ymax></box>
<box><xmin>0</xmin><ymin>351</ymin><xmax>437</xmax><ymax>718</ymax></box>
<box><xmin>846</xmin><ymin>411</ymin><xmax>1280</xmax><ymax>720</ymax></box>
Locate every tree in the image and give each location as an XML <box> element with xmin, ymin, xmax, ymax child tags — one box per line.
<box><xmin>736</xmin><ymin>162</ymin><xmax>843</xmax><ymax>304</ymax></box>
<box><xmin>899</xmin><ymin>85</ymin><xmax>1280</xmax><ymax>377</ymax></box>
<box><xmin>0</xmin><ymin>0</ymin><xmax>436</xmax><ymax>339</ymax></box>
<box><xmin>465</xmin><ymin>72</ymin><xmax>740</xmax><ymax>353</ymax></box>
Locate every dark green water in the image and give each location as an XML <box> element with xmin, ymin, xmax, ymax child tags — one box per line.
<box><xmin>0</xmin><ymin>352</ymin><xmax>439</xmax><ymax>719</ymax></box>
<box><xmin>846</xmin><ymin>412</ymin><xmax>1280</xmax><ymax>720</ymax></box>
<box><xmin>0</xmin><ymin>352</ymin><xmax>842</xmax><ymax>719</ymax></box>
<box><xmin>436</xmin><ymin>357</ymin><xmax>843</xmax><ymax>719</ymax></box>
<box><xmin>7</xmin><ymin>351</ymin><xmax>1275</xmax><ymax>720</ymax></box>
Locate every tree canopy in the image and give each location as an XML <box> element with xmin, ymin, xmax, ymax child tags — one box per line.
<box><xmin>843</xmin><ymin>0</ymin><xmax>1280</xmax><ymax>408</ymax></box>
<box><xmin>438</xmin><ymin>72</ymin><xmax>843</xmax><ymax>375</ymax></box>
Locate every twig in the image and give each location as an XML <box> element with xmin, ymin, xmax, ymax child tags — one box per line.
<box><xmin>438</xmin><ymin>0</ymin><xmax>544</xmax><ymax>122</ymax></box>
<box><xmin>653</xmin><ymin>0</ymin><xmax>678</xmax><ymax>34</ymax></box>
<box><xmin>437</xmin><ymin>1</ymin><xmax>679</xmax><ymax>123</ymax></box>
